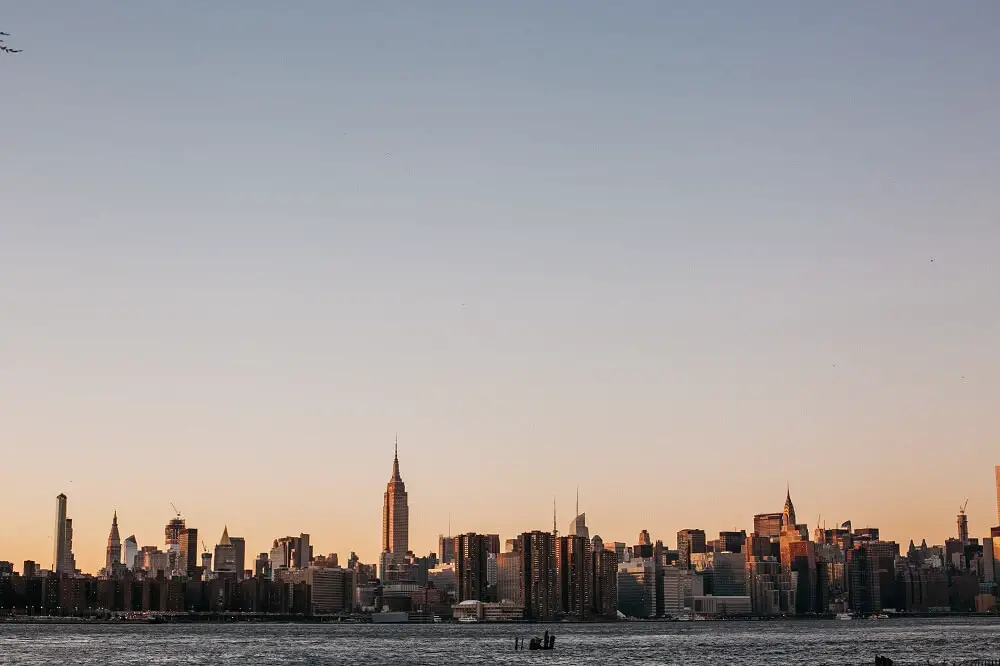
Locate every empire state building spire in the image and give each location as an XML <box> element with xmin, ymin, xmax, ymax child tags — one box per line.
<box><xmin>382</xmin><ymin>436</ymin><xmax>409</xmax><ymax>558</ymax></box>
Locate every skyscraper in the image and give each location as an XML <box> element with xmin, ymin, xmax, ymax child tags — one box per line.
<box><xmin>754</xmin><ymin>513</ymin><xmax>784</xmax><ymax>538</ymax></box>
<box><xmin>568</xmin><ymin>488</ymin><xmax>589</xmax><ymax>540</ymax></box>
<box><xmin>231</xmin><ymin>536</ymin><xmax>247</xmax><ymax>578</ymax></box>
<box><xmin>178</xmin><ymin>527</ymin><xmax>199</xmax><ymax>577</ymax></box>
<box><xmin>124</xmin><ymin>535</ymin><xmax>138</xmax><ymax>570</ymax></box>
<box><xmin>454</xmin><ymin>533</ymin><xmax>490</xmax><ymax>602</ymax></box>
<box><xmin>518</xmin><ymin>531</ymin><xmax>557</xmax><ymax>621</ymax></box>
<box><xmin>52</xmin><ymin>493</ymin><xmax>75</xmax><ymax>574</ymax></box>
<box><xmin>438</xmin><ymin>534</ymin><xmax>455</xmax><ymax>564</ymax></box>
<box><xmin>105</xmin><ymin>511</ymin><xmax>122</xmax><ymax>570</ymax></box>
<box><xmin>214</xmin><ymin>526</ymin><xmax>236</xmax><ymax>573</ymax></box>
<box><xmin>783</xmin><ymin>486</ymin><xmax>797</xmax><ymax>529</ymax></box>
<box><xmin>382</xmin><ymin>438</ymin><xmax>409</xmax><ymax>559</ymax></box>
<box><xmin>677</xmin><ymin>529</ymin><xmax>706</xmax><ymax>569</ymax></box>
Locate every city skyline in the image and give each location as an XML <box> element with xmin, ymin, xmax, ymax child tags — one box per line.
<box><xmin>7</xmin><ymin>454</ymin><xmax>1000</xmax><ymax>577</ymax></box>
<box><xmin>3</xmin><ymin>2</ymin><xmax>999</xmax><ymax>576</ymax></box>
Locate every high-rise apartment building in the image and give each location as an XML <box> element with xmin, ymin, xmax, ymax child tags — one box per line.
<box><xmin>518</xmin><ymin>531</ymin><xmax>557</xmax><ymax>621</ymax></box>
<box><xmin>454</xmin><ymin>533</ymin><xmax>490</xmax><ymax>602</ymax></box>
<box><xmin>382</xmin><ymin>440</ymin><xmax>409</xmax><ymax>561</ymax></box>
<box><xmin>105</xmin><ymin>511</ymin><xmax>122</xmax><ymax>571</ymax></box>
<box><xmin>556</xmin><ymin>535</ymin><xmax>592</xmax><ymax>619</ymax></box>
<box><xmin>677</xmin><ymin>529</ymin><xmax>706</xmax><ymax>569</ymax></box>
<box><xmin>52</xmin><ymin>493</ymin><xmax>75</xmax><ymax>574</ymax></box>
<box><xmin>591</xmin><ymin>548</ymin><xmax>618</xmax><ymax>618</ymax></box>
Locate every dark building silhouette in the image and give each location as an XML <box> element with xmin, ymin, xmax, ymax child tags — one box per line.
<box><xmin>848</xmin><ymin>543</ymin><xmax>881</xmax><ymax>615</ymax></box>
<box><xmin>591</xmin><ymin>548</ymin><xmax>617</xmax><ymax>618</ymax></box>
<box><xmin>518</xmin><ymin>531</ymin><xmax>557</xmax><ymax>621</ymax></box>
<box><xmin>454</xmin><ymin>533</ymin><xmax>490</xmax><ymax>602</ymax></box>
<box><xmin>677</xmin><ymin>529</ymin><xmax>706</xmax><ymax>569</ymax></box>
<box><xmin>719</xmin><ymin>531</ymin><xmax>746</xmax><ymax>553</ymax></box>
<box><xmin>556</xmin><ymin>535</ymin><xmax>592</xmax><ymax>619</ymax></box>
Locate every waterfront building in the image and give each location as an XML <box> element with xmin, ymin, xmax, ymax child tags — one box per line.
<box><xmin>518</xmin><ymin>531</ymin><xmax>557</xmax><ymax>621</ymax></box>
<box><xmin>617</xmin><ymin>559</ymin><xmax>656</xmax><ymax>618</ymax></box>
<box><xmin>847</xmin><ymin>543</ymin><xmax>881</xmax><ymax>615</ymax></box>
<box><xmin>556</xmin><ymin>534</ymin><xmax>592</xmax><ymax>619</ymax></box>
<box><xmin>662</xmin><ymin>566</ymin><xmax>694</xmax><ymax>615</ymax></box>
<box><xmin>454</xmin><ymin>533</ymin><xmax>490</xmax><ymax>602</ymax></box>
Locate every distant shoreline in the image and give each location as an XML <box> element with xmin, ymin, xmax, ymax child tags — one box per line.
<box><xmin>2</xmin><ymin>613</ymin><xmax>998</xmax><ymax>625</ymax></box>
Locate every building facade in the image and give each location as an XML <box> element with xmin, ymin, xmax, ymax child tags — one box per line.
<box><xmin>382</xmin><ymin>441</ymin><xmax>409</xmax><ymax>562</ymax></box>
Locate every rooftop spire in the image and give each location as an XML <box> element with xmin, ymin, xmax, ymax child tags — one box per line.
<box><xmin>390</xmin><ymin>435</ymin><xmax>402</xmax><ymax>482</ymax></box>
<box><xmin>220</xmin><ymin>525</ymin><xmax>231</xmax><ymax>546</ymax></box>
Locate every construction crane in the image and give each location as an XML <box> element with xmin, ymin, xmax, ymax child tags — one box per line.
<box><xmin>959</xmin><ymin>499</ymin><xmax>969</xmax><ymax>515</ymax></box>
<box><xmin>170</xmin><ymin>502</ymin><xmax>181</xmax><ymax>518</ymax></box>
<box><xmin>202</xmin><ymin>540</ymin><xmax>209</xmax><ymax>554</ymax></box>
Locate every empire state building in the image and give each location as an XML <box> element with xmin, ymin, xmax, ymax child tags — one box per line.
<box><xmin>382</xmin><ymin>439</ymin><xmax>409</xmax><ymax>559</ymax></box>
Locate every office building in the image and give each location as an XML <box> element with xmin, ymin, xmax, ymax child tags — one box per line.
<box><xmin>617</xmin><ymin>559</ymin><xmax>656</xmax><ymax>618</ymax></box>
<box><xmin>996</xmin><ymin>464</ymin><xmax>1000</xmax><ymax>526</ymax></box>
<box><xmin>438</xmin><ymin>535</ymin><xmax>455</xmax><ymax>564</ymax></box>
<box><xmin>677</xmin><ymin>529</ymin><xmax>706</xmax><ymax>569</ymax></box>
<box><xmin>754</xmin><ymin>513</ymin><xmax>784</xmax><ymax>538</ymax></box>
<box><xmin>178</xmin><ymin>527</ymin><xmax>199</xmax><ymax>578</ymax></box>
<box><xmin>231</xmin><ymin>536</ymin><xmax>246</xmax><ymax>578</ymax></box>
<box><xmin>382</xmin><ymin>439</ymin><xmax>409</xmax><ymax>563</ymax></box>
<box><xmin>719</xmin><ymin>531</ymin><xmax>746</xmax><ymax>553</ymax></box>
<box><xmin>497</xmin><ymin>552</ymin><xmax>523</xmax><ymax>605</ymax></box>
<box><xmin>124</xmin><ymin>536</ymin><xmax>138</xmax><ymax>570</ymax></box>
<box><xmin>662</xmin><ymin>567</ymin><xmax>694</xmax><ymax>615</ymax></box>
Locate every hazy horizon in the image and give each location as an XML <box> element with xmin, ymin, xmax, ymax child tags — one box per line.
<box><xmin>2</xmin><ymin>1</ymin><xmax>999</xmax><ymax>574</ymax></box>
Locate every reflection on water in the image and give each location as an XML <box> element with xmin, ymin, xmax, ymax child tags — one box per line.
<box><xmin>2</xmin><ymin>618</ymin><xmax>999</xmax><ymax>665</ymax></box>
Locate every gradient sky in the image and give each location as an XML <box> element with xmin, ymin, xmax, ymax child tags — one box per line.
<box><xmin>2</xmin><ymin>1</ymin><xmax>998</xmax><ymax>574</ymax></box>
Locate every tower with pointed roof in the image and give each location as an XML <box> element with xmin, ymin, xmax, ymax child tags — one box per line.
<box><xmin>783</xmin><ymin>485</ymin><xmax>797</xmax><ymax>529</ymax></box>
<box><xmin>382</xmin><ymin>435</ymin><xmax>409</xmax><ymax>559</ymax></box>
<box><xmin>106</xmin><ymin>511</ymin><xmax>122</xmax><ymax>570</ymax></box>
<box><xmin>214</xmin><ymin>525</ymin><xmax>237</xmax><ymax>573</ymax></box>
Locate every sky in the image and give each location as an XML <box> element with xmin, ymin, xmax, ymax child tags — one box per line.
<box><xmin>1</xmin><ymin>1</ymin><xmax>998</xmax><ymax>574</ymax></box>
